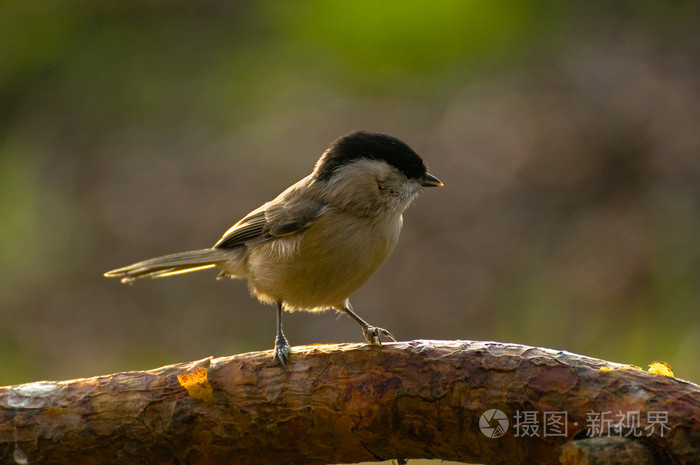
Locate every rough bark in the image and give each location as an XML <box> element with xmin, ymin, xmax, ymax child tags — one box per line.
<box><xmin>560</xmin><ymin>437</ymin><xmax>660</xmax><ymax>465</ymax></box>
<box><xmin>0</xmin><ymin>340</ymin><xmax>698</xmax><ymax>465</ymax></box>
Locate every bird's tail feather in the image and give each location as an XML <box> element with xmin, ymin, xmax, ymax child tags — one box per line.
<box><xmin>104</xmin><ymin>248</ymin><xmax>229</xmax><ymax>284</ymax></box>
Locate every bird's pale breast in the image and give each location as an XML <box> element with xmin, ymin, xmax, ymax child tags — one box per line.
<box><xmin>246</xmin><ymin>211</ymin><xmax>403</xmax><ymax>310</ymax></box>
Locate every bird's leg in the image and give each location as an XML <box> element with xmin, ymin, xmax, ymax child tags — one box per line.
<box><xmin>338</xmin><ymin>300</ymin><xmax>396</xmax><ymax>346</ymax></box>
<box><xmin>273</xmin><ymin>301</ymin><xmax>290</xmax><ymax>367</ymax></box>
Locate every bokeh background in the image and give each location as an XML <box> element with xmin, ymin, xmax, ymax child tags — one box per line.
<box><xmin>2</xmin><ymin>0</ymin><xmax>699</xmax><ymax>398</ymax></box>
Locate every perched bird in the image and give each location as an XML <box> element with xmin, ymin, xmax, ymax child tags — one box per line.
<box><xmin>105</xmin><ymin>131</ymin><xmax>443</xmax><ymax>365</ymax></box>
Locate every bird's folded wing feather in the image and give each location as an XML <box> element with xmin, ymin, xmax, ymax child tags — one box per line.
<box><xmin>213</xmin><ymin>200</ymin><xmax>325</xmax><ymax>249</ymax></box>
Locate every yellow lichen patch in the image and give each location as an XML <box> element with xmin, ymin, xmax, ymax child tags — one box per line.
<box><xmin>177</xmin><ymin>367</ymin><xmax>214</xmax><ymax>403</ymax></box>
<box><xmin>648</xmin><ymin>361</ymin><xmax>674</xmax><ymax>377</ymax></box>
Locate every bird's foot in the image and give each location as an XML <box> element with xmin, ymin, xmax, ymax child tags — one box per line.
<box><xmin>362</xmin><ymin>325</ymin><xmax>396</xmax><ymax>346</ymax></box>
<box><xmin>273</xmin><ymin>336</ymin><xmax>290</xmax><ymax>367</ymax></box>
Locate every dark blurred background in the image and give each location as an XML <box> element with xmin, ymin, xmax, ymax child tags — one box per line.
<box><xmin>1</xmin><ymin>1</ymin><xmax>698</xmax><ymax>387</ymax></box>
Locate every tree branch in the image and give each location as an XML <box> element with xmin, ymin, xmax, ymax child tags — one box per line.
<box><xmin>1</xmin><ymin>340</ymin><xmax>698</xmax><ymax>465</ymax></box>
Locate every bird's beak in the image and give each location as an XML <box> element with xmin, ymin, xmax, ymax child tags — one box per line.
<box><xmin>421</xmin><ymin>173</ymin><xmax>444</xmax><ymax>187</ymax></box>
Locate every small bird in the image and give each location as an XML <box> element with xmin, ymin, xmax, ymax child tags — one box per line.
<box><xmin>105</xmin><ymin>131</ymin><xmax>443</xmax><ymax>366</ymax></box>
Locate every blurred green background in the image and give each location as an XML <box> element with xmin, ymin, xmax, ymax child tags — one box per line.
<box><xmin>1</xmin><ymin>0</ymin><xmax>699</xmax><ymax>395</ymax></box>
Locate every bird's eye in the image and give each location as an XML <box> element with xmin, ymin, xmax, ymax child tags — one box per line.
<box><xmin>376</xmin><ymin>179</ymin><xmax>385</xmax><ymax>191</ymax></box>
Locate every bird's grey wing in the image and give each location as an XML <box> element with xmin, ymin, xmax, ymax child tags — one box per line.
<box><xmin>213</xmin><ymin>207</ymin><xmax>269</xmax><ymax>248</ymax></box>
<box><xmin>213</xmin><ymin>201</ymin><xmax>324</xmax><ymax>249</ymax></box>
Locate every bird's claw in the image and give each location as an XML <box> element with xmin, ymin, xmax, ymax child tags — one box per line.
<box><xmin>273</xmin><ymin>336</ymin><xmax>290</xmax><ymax>368</ymax></box>
<box><xmin>362</xmin><ymin>325</ymin><xmax>396</xmax><ymax>346</ymax></box>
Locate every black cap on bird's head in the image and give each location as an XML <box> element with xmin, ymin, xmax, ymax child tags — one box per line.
<box><xmin>314</xmin><ymin>131</ymin><xmax>442</xmax><ymax>187</ymax></box>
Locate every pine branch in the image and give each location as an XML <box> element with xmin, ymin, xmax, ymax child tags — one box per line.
<box><xmin>1</xmin><ymin>340</ymin><xmax>698</xmax><ymax>465</ymax></box>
